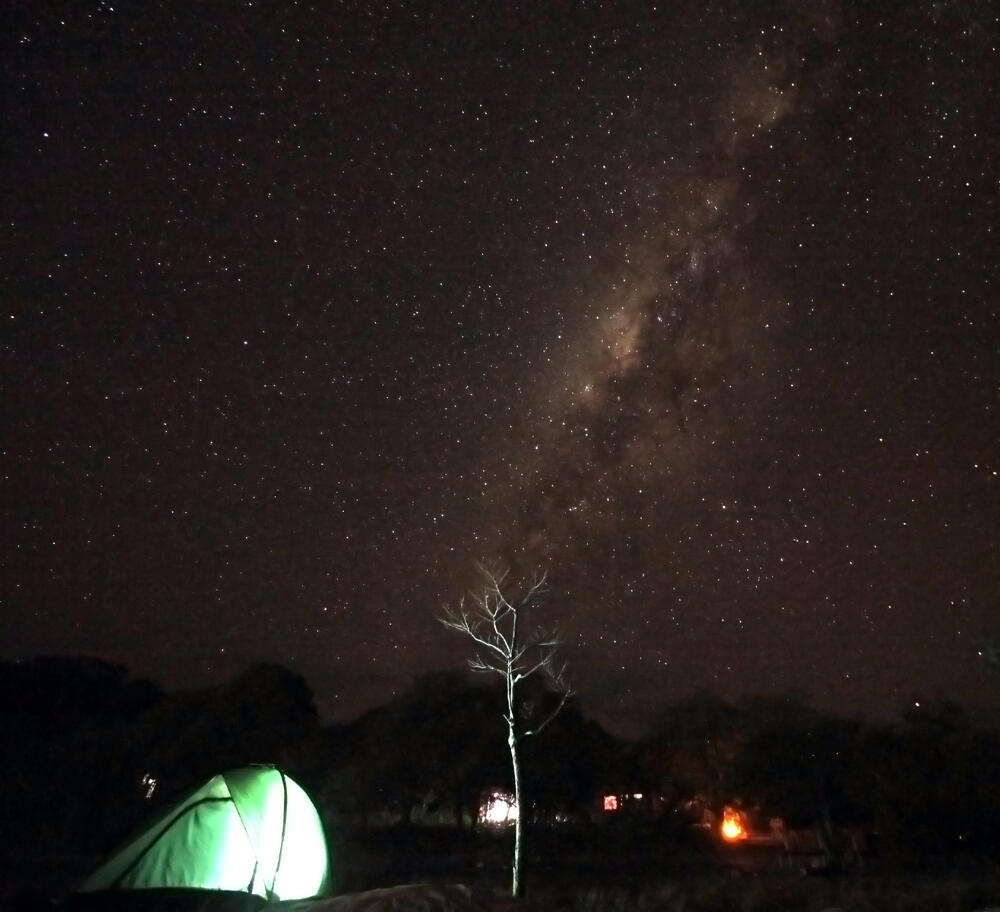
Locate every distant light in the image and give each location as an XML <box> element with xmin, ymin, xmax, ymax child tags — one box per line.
<box><xmin>480</xmin><ymin>790</ymin><xmax>517</xmax><ymax>825</ymax></box>
<box><xmin>603</xmin><ymin>795</ymin><xmax>618</xmax><ymax>811</ymax></box>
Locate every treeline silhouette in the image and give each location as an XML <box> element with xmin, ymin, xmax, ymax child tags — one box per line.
<box><xmin>1</xmin><ymin>657</ymin><xmax>998</xmax><ymax>877</ymax></box>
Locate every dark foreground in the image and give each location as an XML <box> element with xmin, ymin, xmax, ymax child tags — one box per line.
<box><xmin>3</xmin><ymin>825</ymin><xmax>1000</xmax><ymax>912</ymax></box>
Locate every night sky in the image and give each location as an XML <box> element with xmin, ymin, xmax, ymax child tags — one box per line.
<box><xmin>4</xmin><ymin>1</ymin><xmax>997</xmax><ymax>738</ymax></box>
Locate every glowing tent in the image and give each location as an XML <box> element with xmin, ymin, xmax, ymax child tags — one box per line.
<box><xmin>78</xmin><ymin>766</ymin><xmax>329</xmax><ymax>903</ymax></box>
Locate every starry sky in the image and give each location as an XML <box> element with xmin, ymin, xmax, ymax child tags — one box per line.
<box><xmin>4</xmin><ymin>1</ymin><xmax>997</xmax><ymax>738</ymax></box>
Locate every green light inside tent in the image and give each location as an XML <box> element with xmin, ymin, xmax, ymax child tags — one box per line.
<box><xmin>213</xmin><ymin>808</ymin><xmax>258</xmax><ymax>891</ymax></box>
<box><xmin>78</xmin><ymin>767</ymin><xmax>329</xmax><ymax>902</ymax></box>
<box><xmin>272</xmin><ymin>778</ymin><xmax>329</xmax><ymax>900</ymax></box>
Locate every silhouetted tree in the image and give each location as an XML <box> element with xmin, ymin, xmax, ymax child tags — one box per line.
<box><xmin>130</xmin><ymin>662</ymin><xmax>320</xmax><ymax>806</ymax></box>
<box><xmin>638</xmin><ymin>691</ymin><xmax>742</xmax><ymax>812</ymax></box>
<box><xmin>396</xmin><ymin>671</ymin><xmax>507</xmax><ymax>828</ymax></box>
<box><xmin>732</xmin><ymin>696</ymin><xmax>864</xmax><ymax>866</ymax></box>
<box><xmin>521</xmin><ymin>693</ymin><xmax>616</xmax><ymax>824</ymax></box>
<box><xmin>859</xmin><ymin>702</ymin><xmax>1000</xmax><ymax>868</ymax></box>
<box><xmin>0</xmin><ymin>657</ymin><xmax>162</xmax><ymax>854</ymax></box>
<box><xmin>328</xmin><ymin>671</ymin><xmax>506</xmax><ymax>827</ymax></box>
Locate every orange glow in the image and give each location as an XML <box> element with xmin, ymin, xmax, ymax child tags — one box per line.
<box><xmin>720</xmin><ymin>808</ymin><xmax>746</xmax><ymax>841</ymax></box>
<box><xmin>603</xmin><ymin>795</ymin><xmax>618</xmax><ymax>811</ymax></box>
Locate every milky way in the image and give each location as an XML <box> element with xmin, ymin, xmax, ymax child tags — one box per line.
<box><xmin>493</xmin><ymin>8</ymin><xmax>847</xmax><ymax>690</ymax></box>
<box><xmin>3</xmin><ymin>1</ymin><xmax>996</xmax><ymax>736</ymax></box>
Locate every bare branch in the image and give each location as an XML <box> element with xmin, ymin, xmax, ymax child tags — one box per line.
<box><xmin>439</xmin><ymin>600</ymin><xmax>510</xmax><ymax>660</ymax></box>
<box><xmin>468</xmin><ymin>654</ymin><xmax>506</xmax><ymax>676</ymax></box>
<box><xmin>515</xmin><ymin>654</ymin><xmax>557</xmax><ymax>683</ymax></box>
<box><xmin>437</xmin><ymin>561</ymin><xmax>573</xmax><ymax>898</ymax></box>
<box><xmin>521</xmin><ymin>686</ymin><xmax>573</xmax><ymax>739</ymax></box>
<box><xmin>518</xmin><ymin>571</ymin><xmax>548</xmax><ymax>609</ymax></box>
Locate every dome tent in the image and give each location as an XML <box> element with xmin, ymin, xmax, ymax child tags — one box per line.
<box><xmin>78</xmin><ymin>766</ymin><xmax>329</xmax><ymax>903</ymax></box>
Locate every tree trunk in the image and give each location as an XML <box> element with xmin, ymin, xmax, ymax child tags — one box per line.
<box><xmin>509</xmin><ymin>731</ymin><xmax>523</xmax><ymax>898</ymax></box>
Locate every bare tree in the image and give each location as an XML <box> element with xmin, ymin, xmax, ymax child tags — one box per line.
<box><xmin>439</xmin><ymin>563</ymin><xmax>573</xmax><ymax>897</ymax></box>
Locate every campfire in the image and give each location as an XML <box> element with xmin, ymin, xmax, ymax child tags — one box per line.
<box><xmin>720</xmin><ymin>806</ymin><xmax>747</xmax><ymax>841</ymax></box>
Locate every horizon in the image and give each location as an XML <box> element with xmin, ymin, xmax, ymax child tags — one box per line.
<box><xmin>5</xmin><ymin>650</ymin><xmax>997</xmax><ymax>743</ymax></box>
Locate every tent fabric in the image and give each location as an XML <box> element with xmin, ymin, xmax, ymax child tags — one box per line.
<box><xmin>78</xmin><ymin>766</ymin><xmax>329</xmax><ymax>902</ymax></box>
